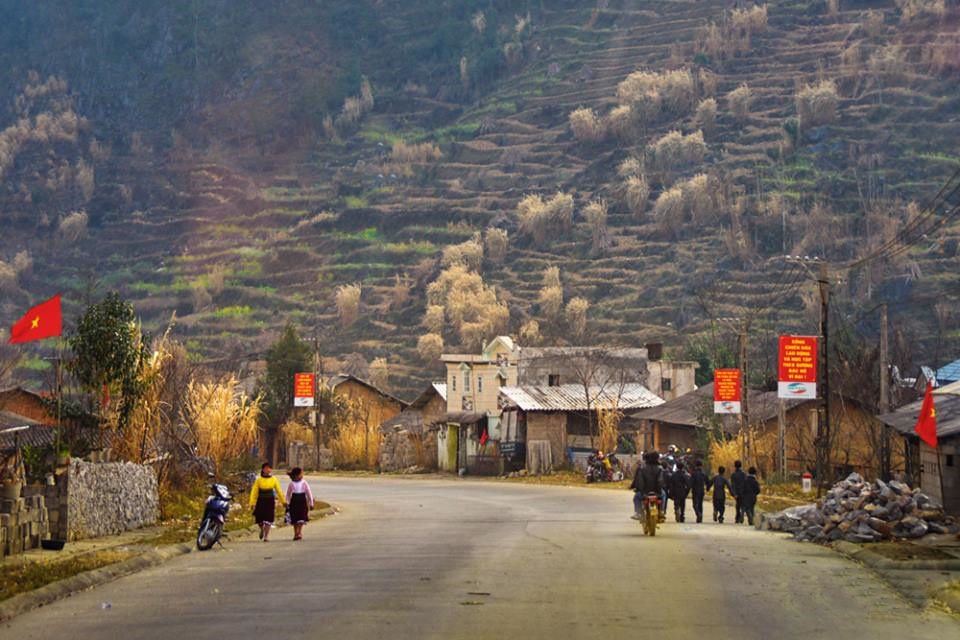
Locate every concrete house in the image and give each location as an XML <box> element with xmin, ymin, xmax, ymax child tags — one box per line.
<box><xmin>880</xmin><ymin>381</ymin><xmax>960</xmax><ymax>515</ymax></box>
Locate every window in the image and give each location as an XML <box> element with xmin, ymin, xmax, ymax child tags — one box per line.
<box><xmin>451</xmin><ymin>375</ymin><xmax>456</xmax><ymax>391</ymax></box>
<box><xmin>464</xmin><ymin>373</ymin><xmax>471</xmax><ymax>392</ymax></box>
<box><xmin>661</xmin><ymin>378</ymin><xmax>672</xmax><ymax>391</ymax></box>
<box><xmin>947</xmin><ymin>454</ymin><xmax>955</xmax><ymax>467</ymax></box>
<box><xmin>477</xmin><ymin>376</ymin><xmax>483</xmax><ymax>393</ymax></box>
<box><xmin>548</xmin><ymin>374</ymin><xmax>561</xmax><ymax>387</ymax></box>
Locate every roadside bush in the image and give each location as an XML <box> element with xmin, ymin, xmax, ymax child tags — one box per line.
<box><xmin>796</xmin><ymin>80</ymin><xmax>839</xmax><ymax>128</ymax></box>
<box><xmin>727</xmin><ymin>84</ymin><xmax>752</xmax><ymax>123</ymax></box>
<box><xmin>569</xmin><ymin>107</ymin><xmax>607</xmax><ymax>142</ymax></box>
<box><xmin>182</xmin><ymin>377</ymin><xmax>260</xmax><ymax>475</ymax></box>
<box><xmin>694</xmin><ymin>98</ymin><xmax>717</xmax><ymax>133</ymax></box>
<box><xmin>417</xmin><ymin>333</ymin><xmax>444</xmax><ymax>362</ymax></box>
<box><xmin>335</xmin><ymin>283</ymin><xmax>362</xmax><ymax>327</ymax></box>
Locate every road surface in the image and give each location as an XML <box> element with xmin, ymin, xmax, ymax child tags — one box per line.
<box><xmin>3</xmin><ymin>476</ymin><xmax>957</xmax><ymax>639</ymax></box>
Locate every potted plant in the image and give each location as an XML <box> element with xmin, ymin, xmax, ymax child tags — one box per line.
<box><xmin>1</xmin><ymin>464</ymin><xmax>22</xmax><ymax>499</ymax></box>
<box><xmin>57</xmin><ymin>445</ymin><xmax>71</xmax><ymax>467</ymax></box>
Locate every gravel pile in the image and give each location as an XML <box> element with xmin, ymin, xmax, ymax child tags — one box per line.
<box><xmin>759</xmin><ymin>473</ymin><xmax>959</xmax><ymax>543</ymax></box>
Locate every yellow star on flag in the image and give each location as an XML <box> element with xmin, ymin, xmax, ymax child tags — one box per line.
<box><xmin>31</xmin><ymin>316</ymin><xmax>39</xmax><ymax>329</ymax></box>
<box><xmin>930</xmin><ymin>407</ymin><xmax>936</xmax><ymax>418</ymax></box>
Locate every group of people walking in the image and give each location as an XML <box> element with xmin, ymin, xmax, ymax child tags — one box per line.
<box><xmin>630</xmin><ymin>453</ymin><xmax>761</xmax><ymax>526</ymax></box>
<box><xmin>248</xmin><ymin>463</ymin><xmax>316</xmax><ymax>541</ymax></box>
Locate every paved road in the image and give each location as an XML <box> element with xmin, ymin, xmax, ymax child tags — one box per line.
<box><xmin>3</xmin><ymin>477</ymin><xmax>958</xmax><ymax>639</ymax></box>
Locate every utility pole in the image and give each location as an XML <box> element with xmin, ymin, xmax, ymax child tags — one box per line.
<box><xmin>817</xmin><ymin>261</ymin><xmax>831</xmax><ymax>495</ymax></box>
<box><xmin>879</xmin><ymin>303</ymin><xmax>891</xmax><ymax>481</ymax></box>
<box><xmin>313</xmin><ymin>330</ymin><xmax>321</xmax><ymax>473</ymax></box>
<box><xmin>737</xmin><ymin>329</ymin><xmax>751</xmax><ymax>463</ymax></box>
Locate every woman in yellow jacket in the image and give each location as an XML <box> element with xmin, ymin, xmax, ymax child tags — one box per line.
<box><xmin>249</xmin><ymin>462</ymin><xmax>285</xmax><ymax>541</ymax></box>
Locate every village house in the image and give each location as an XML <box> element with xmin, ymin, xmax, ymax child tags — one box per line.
<box><xmin>378</xmin><ymin>383</ymin><xmax>446</xmax><ymax>472</ymax></box>
<box><xmin>879</xmin><ymin>380</ymin><xmax>960</xmax><ymax>515</ymax></box>
<box><xmin>498</xmin><ymin>384</ymin><xmax>664</xmax><ymax>474</ymax></box>
<box><xmin>627</xmin><ymin>383</ymin><xmax>903</xmax><ymax>480</ymax></box>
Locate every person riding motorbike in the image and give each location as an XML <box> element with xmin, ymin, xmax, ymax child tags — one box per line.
<box><xmin>630</xmin><ymin>451</ymin><xmax>664</xmax><ymax>521</ymax></box>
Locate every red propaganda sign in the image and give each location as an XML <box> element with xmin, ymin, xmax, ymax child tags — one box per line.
<box><xmin>293</xmin><ymin>372</ymin><xmax>316</xmax><ymax>407</ymax></box>
<box><xmin>778</xmin><ymin>336</ymin><xmax>817</xmax><ymax>399</ymax></box>
<box><xmin>713</xmin><ymin>368</ymin><xmax>741</xmax><ymax>414</ymax></box>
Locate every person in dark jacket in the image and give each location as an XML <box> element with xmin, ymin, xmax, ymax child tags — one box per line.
<box><xmin>709</xmin><ymin>466</ymin><xmax>734</xmax><ymax>523</ymax></box>
<box><xmin>630</xmin><ymin>452</ymin><xmax>664</xmax><ymax>520</ymax></box>
<box><xmin>689</xmin><ymin>460</ymin><xmax>709</xmax><ymax>523</ymax></box>
<box><xmin>659</xmin><ymin>459</ymin><xmax>673</xmax><ymax>523</ymax></box>
<box><xmin>730</xmin><ymin>460</ymin><xmax>747</xmax><ymax>523</ymax></box>
<box><xmin>741</xmin><ymin>466</ymin><xmax>761</xmax><ymax>525</ymax></box>
<box><xmin>670</xmin><ymin>462</ymin><xmax>691</xmax><ymax>522</ymax></box>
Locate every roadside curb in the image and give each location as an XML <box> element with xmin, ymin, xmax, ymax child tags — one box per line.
<box><xmin>833</xmin><ymin>540</ymin><xmax>960</xmax><ymax>571</ymax></box>
<box><xmin>0</xmin><ymin>506</ymin><xmax>337</xmax><ymax>623</ymax></box>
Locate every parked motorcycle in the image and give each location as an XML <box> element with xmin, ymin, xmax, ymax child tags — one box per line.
<box><xmin>196</xmin><ymin>481</ymin><xmax>232</xmax><ymax>551</ymax></box>
<box><xmin>585</xmin><ymin>451</ymin><xmax>624</xmax><ymax>483</ymax></box>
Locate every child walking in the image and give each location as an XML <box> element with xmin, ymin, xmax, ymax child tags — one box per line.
<box><xmin>249</xmin><ymin>462</ymin><xmax>285</xmax><ymax>542</ymax></box>
<box><xmin>709</xmin><ymin>465</ymin><xmax>734</xmax><ymax>523</ymax></box>
<box><xmin>741</xmin><ymin>467</ymin><xmax>761</xmax><ymax>526</ymax></box>
<box><xmin>285</xmin><ymin>467</ymin><xmax>315</xmax><ymax>541</ymax></box>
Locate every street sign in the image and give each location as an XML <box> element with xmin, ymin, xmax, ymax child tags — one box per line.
<box><xmin>294</xmin><ymin>372</ymin><xmax>315</xmax><ymax>407</ymax></box>
<box><xmin>713</xmin><ymin>368</ymin><xmax>741</xmax><ymax>414</ymax></box>
<box><xmin>778</xmin><ymin>336</ymin><xmax>817</xmax><ymax>399</ymax></box>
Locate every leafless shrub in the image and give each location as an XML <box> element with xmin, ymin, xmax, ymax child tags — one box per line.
<box><xmin>861</xmin><ymin>10</ymin><xmax>886</xmax><ymax>38</ymax></box>
<box><xmin>517</xmin><ymin>192</ymin><xmax>575</xmax><ymax>247</ymax></box>
<box><xmin>519</xmin><ymin>319</ymin><xmax>541</xmax><ymax>345</ymax></box>
<box><xmin>652</xmin><ymin>186</ymin><xmax>685</xmax><ymax>236</ymax></box>
<box><xmin>896</xmin><ymin>0</ymin><xmax>945</xmax><ymax>22</ymax></box>
<box><xmin>796</xmin><ymin>80</ymin><xmax>839</xmax><ymax>128</ymax></box>
<box><xmin>339</xmin><ymin>97</ymin><xmax>363</xmax><ymax>127</ymax></box>
<box><xmin>699</xmin><ymin>5</ymin><xmax>768</xmax><ymax>60</ymax></box>
<box><xmin>12</xmin><ymin>250</ymin><xmax>32</xmax><ymax>277</ymax></box>
<box><xmin>369</xmin><ymin>357</ymin><xmax>390</xmax><ymax>391</ymax></box>
<box><xmin>698</xmin><ymin>69</ymin><xmax>718</xmax><ymax>98</ymax></box>
<box><xmin>730</xmin><ymin>5</ymin><xmax>768</xmax><ymax>34</ymax></box>
<box><xmin>680</xmin><ymin>173</ymin><xmax>717</xmax><ymax>223</ymax></box>
<box><xmin>696</xmin><ymin>22</ymin><xmax>724</xmax><ymax>62</ymax></box>
<box><xmin>426</xmin><ymin>264</ymin><xmax>508</xmax><ymax>348</ymax></box>
<box><xmin>569</xmin><ymin>107</ymin><xmax>607</xmax><ymax>142</ymax></box>
<box><xmin>89</xmin><ymin>138</ymin><xmax>110</xmax><ymax>162</ymax></box>
<box><xmin>417</xmin><ymin>333</ymin><xmax>444</xmax><ymax>362</ymax></box>
<box><xmin>727</xmin><ymin>84</ymin><xmax>752</xmax><ymax>123</ymax></box>
<box><xmin>441</xmin><ymin>235</ymin><xmax>484</xmax><ymax>271</ymax></box>
<box><xmin>646</xmin><ymin>130</ymin><xmax>707</xmax><ymax>175</ymax></box>
<box><xmin>606</xmin><ymin>105</ymin><xmax>634</xmax><ymax>140</ymax></box>
<box><xmin>75</xmin><ymin>158</ymin><xmax>95</xmax><ymax>202</ymax></box>
<box><xmin>192</xmin><ymin>283</ymin><xmax>212</xmax><ymax>313</ymax></box>
<box><xmin>471</xmin><ymin>10</ymin><xmax>486</xmax><ymax>34</ymax></box>
<box><xmin>616</xmin><ymin>69</ymin><xmax>695</xmax><ymax>127</ymax></box>
<box><xmin>460</xmin><ymin>56</ymin><xmax>470</xmax><ymax>91</ymax></box>
<box><xmin>484</xmin><ymin>228</ymin><xmax>509</xmax><ymax>263</ymax></box>
<box><xmin>565</xmin><ymin>297</ymin><xmax>590</xmax><ymax>339</ymax></box>
<box><xmin>625</xmin><ymin>175</ymin><xmax>651</xmax><ymax>217</ymax></box>
<box><xmin>584</xmin><ymin>199</ymin><xmax>611</xmax><ymax>252</ymax></box>
<box><xmin>539</xmin><ymin>266</ymin><xmax>564</xmax><ymax>322</ymax></box>
<box><xmin>391</xmin><ymin>140</ymin><xmax>443</xmax><ymax>164</ymax></box>
<box><xmin>322</xmin><ymin>115</ymin><xmax>337</xmax><ymax>140</ymax></box>
<box><xmin>130</xmin><ymin>131</ymin><xmax>151</xmax><ymax>157</ymax></box>
<box><xmin>335</xmin><ymin>283</ymin><xmax>362</xmax><ymax>327</ymax></box>
<box><xmin>827</xmin><ymin>0</ymin><xmax>840</xmax><ymax>16</ymax></box>
<box><xmin>694</xmin><ymin>98</ymin><xmax>718</xmax><ymax>133</ymax></box>
<box><xmin>360</xmin><ymin>76</ymin><xmax>375</xmax><ymax>112</ymax></box>
<box><xmin>391</xmin><ymin>273</ymin><xmax>413</xmax><ymax>310</ymax></box>
<box><xmin>869</xmin><ymin>44</ymin><xmax>908</xmax><ymax>85</ymax></box>
<box><xmin>618</xmin><ymin>156</ymin><xmax>643</xmax><ymax>179</ymax></box>
<box><xmin>57</xmin><ymin>210</ymin><xmax>88</xmax><ymax>244</ymax></box>
<box><xmin>424</xmin><ymin>305</ymin><xmax>446</xmax><ymax>334</ymax></box>
<box><xmin>922</xmin><ymin>35</ymin><xmax>960</xmax><ymax>74</ymax></box>
<box><xmin>722</xmin><ymin>196</ymin><xmax>756</xmax><ymax>263</ymax></box>
<box><xmin>0</xmin><ymin>261</ymin><xmax>17</xmax><ymax>293</ymax></box>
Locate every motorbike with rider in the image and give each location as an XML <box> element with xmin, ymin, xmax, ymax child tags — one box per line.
<box><xmin>630</xmin><ymin>451</ymin><xmax>665</xmax><ymax>535</ymax></box>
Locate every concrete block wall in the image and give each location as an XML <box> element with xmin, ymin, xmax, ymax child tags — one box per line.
<box><xmin>1</xmin><ymin>493</ymin><xmax>50</xmax><ymax>557</ymax></box>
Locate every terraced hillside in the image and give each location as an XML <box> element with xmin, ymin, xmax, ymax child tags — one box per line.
<box><xmin>3</xmin><ymin>0</ymin><xmax>960</xmax><ymax>398</ymax></box>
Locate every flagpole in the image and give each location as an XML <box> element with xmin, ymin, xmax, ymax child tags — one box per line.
<box><xmin>56</xmin><ymin>337</ymin><xmax>63</xmax><ymax>468</ymax></box>
<box><xmin>936</xmin><ymin>442</ymin><xmax>946</xmax><ymax>508</ymax></box>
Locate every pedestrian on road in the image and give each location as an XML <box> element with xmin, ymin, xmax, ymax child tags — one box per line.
<box><xmin>709</xmin><ymin>466</ymin><xmax>734</xmax><ymax>523</ymax></box>
<box><xmin>689</xmin><ymin>460</ymin><xmax>709</xmax><ymax>523</ymax></box>
<box><xmin>731</xmin><ymin>460</ymin><xmax>747</xmax><ymax>524</ymax></box>
<box><xmin>670</xmin><ymin>461</ymin><xmax>691</xmax><ymax>522</ymax></box>
<box><xmin>660</xmin><ymin>459</ymin><xmax>673</xmax><ymax>523</ymax></box>
<box><xmin>285</xmin><ymin>467</ymin><xmax>315</xmax><ymax>541</ymax></box>
<box><xmin>250</xmin><ymin>462</ymin><xmax>285</xmax><ymax>542</ymax></box>
<box><xmin>630</xmin><ymin>451</ymin><xmax>664</xmax><ymax>520</ymax></box>
<box><xmin>741</xmin><ymin>467</ymin><xmax>761</xmax><ymax>526</ymax></box>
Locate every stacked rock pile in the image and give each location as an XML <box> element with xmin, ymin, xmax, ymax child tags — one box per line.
<box><xmin>759</xmin><ymin>473</ymin><xmax>959</xmax><ymax>543</ymax></box>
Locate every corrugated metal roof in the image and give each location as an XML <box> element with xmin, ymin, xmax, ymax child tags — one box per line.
<box><xmin>499</xmin><ymin>384</ymin><xmax>663</xmax><ymax>412</ymax></box>
<box><xmin>936</xmin><ymin>358</ymin><xmax>960</xmax><ymax>384</ymax></box>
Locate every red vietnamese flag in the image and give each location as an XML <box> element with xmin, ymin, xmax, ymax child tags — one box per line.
<box><xmin>914</xmin><ymin>382</ymin><xmax>938</xmax><ymax>449</ymax></box>
<box><xmin>8</xmin><ymin>295</ymin><xmax>62</xmax><ymax>344</ymax></box>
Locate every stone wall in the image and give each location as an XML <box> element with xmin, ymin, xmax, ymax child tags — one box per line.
<box><xmin>65</xmin><ymin>460</ymin><xmax>159</xmax><ymax>540</ymax></box>
<box><xmin>287</xmin><ymin>442</ymin><xmax>334</xmax><ymax>472</ymax></box>
<box><xmin>1</xmin><ymin>492</ymin><xmax>49</xmax><ymax>556</ymax></box>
